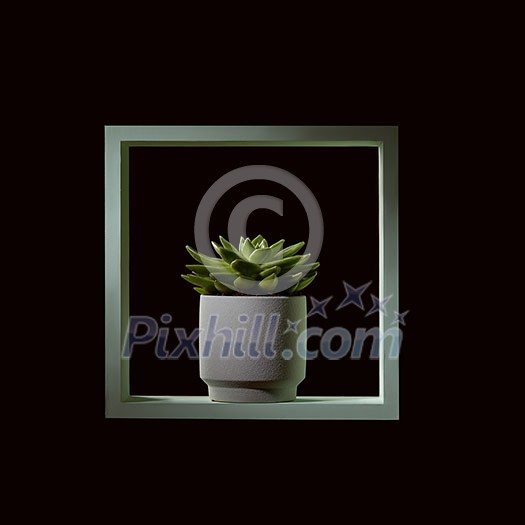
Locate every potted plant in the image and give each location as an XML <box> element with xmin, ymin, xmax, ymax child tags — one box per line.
<box><xmin>182</xmin><ymin>235</ymin><xmax>319</xmax><ymax>403</ymax></box>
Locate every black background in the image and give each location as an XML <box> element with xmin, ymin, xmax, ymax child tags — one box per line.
<box><xmin>129</xmin><ymin>145</ymin><xmax>380</xmax><ymax>396</ymax></box>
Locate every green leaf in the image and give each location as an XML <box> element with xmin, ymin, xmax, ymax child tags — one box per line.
<box><xmin>249</xmin><ymin>239</ymin><xmax>286</xmax><ymax>264</ymax></box>
<box><xmin>268</xmin><ymin>239</ymin><xmax>285</xmax><ymax>256</ymax></box>
<box><xmin>280</xmin><ymin>254</ymin><xmax>311</xmax><ymax>272</ymax></box>
<box><xmin>294</xmin><ymin>261</ymin><xmax>320</xmax><ymax>274</ymax></box>
<box><xmin>233</xmin><ymin>276</ymin><xmax>256</xmax><ymax>292</ymax></box>
<box><xmin>212</xmin><ymin>242</ymin><xmax>239</xmax><ymax>264</ymax></box>
<box><xmin>231</xmin><ymin>258</ymin><xmax>261</xmax><ymax>277</ymax></box>
<box><xmin>278</xmin><ymin>272</ymin><xmax>304</xmax><ymax>292</ymax></box>
<box><xmin>209</xmin><ymin>268</ymin><xmax>237</xmax><ymax>278</ymax></box>
<box><xmin>287</xmin><ymin>283</ymin><xmax>299</xmax><ymax>295</ymax></box>
<box><xmin>206</xmin><ymin>260</ymin><xmax>231</xmax><ymax>272</ymax></box>
<box><xmin>219</xmin><ymin>236</ymin><xmax>242</xmax><ymax>257</ymax></box>
<box><xmin>240</xmin><ymin>238</ymin><xmax>255</xmax><ymax>259</ymax></box>
<box><xmin>259</xmin><ymin>265</ymin><xmax>282</xmax><ymax>278</ymax></box>
<box><xmin>193</xmin><ymin>287</ymin><xmax>208</xmax><ymax>295</ymax></box>
<box><xmin>209</xmin><ymin>272</ymin><xmax>237</xmax><ymax>286</ymax></box>
<box><xmin>181</xmin><ymin>274</ymin><xmax>216</xmax><ymax>290</ymax></box>
<box><xmin>249</xmin><ymin>247</ymin><xmax>274</xmax><ymax>264</ymax></box>
<box><xmin>251</xmin><ymin>234</ymin><xmax>265</xmax><ymax>246</ymax></box>
<box><xmin>186</xmin><ymin>245</ymin><xmax>203</xmax><ymax>263</ymax></box>
<box><xmin>214</xmin><ymin>280</ymin><xmax>234</xmax><ymax>293</ymax></box>
<box><xmin>185</xmin><ymin>264</ymin><xmax>210</xmax><ymax>276</ymax></box>
<box><xmin>238</xmin><ymin>236</ymin><xmax>246</xmax><ymax>252</ymax></box>
<box><xmin>262</xmin><ymin>254</ymin><xmax>310</xmax><ymax>273</ymax></box>
<box><xmin>186</xmin><ymin>245</ymin><xmax>227</xmax><ymax>269</ymax></box>
<box><xmin>289</xmin><ymin>272</ymin><xmax>317</xmax><ymax>293</ymax></box>
<box><xmin>272</xmin><ymin>241</ymin><xmax>305</xmax><ymax>260</ymax></box>
<box><xmin>258</xmin><ymin>273</ymin><xmax>278</xmax><ymax>292</ymax></box>
<box><xmin>282</xmin><ymin>272</ymin><xmax>303</xmax><ymax>283</ymax></box>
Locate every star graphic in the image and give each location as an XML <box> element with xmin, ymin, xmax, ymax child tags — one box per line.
<box><xmin>307</xmin><ymin>296</ymin><xmax>333</xmax><ymax>319</ymax></box>
<box><xmin>336</xmin><ymin>280</ymin><xmax>373</xmax><ymax>311</ymax></box>
<box><xmin>365</xmin><ymin>294</ymin><xmax>392</xmax><ymax>316</ymax></box>
<box><xmin>284</xmin><ymin>319</ymin><xmax>300</xmax><ymax>334</ymax></box>
<box><xmin>391</xmin><ymin>310</ymin><xmax>409</xmax><ymax>326</ymax></box>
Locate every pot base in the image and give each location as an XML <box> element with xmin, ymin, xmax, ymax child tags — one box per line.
<box><xmin>209</xmin><ymin>386</ymin><xmax>297</xmax><ymax>403</ymax></box>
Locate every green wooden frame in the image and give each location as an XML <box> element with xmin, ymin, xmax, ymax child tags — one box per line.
<box><xmin>105</xmin><ymin>126</ymin><xmax>399</xmax><ymax>419</ymax></box>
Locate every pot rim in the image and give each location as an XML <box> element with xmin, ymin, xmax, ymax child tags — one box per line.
<box><xmin>200</xmin><ymin>295</ymin><xmax>305</xmax><ymax>299</ymax></box>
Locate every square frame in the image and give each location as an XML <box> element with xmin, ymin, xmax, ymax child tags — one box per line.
<box><xmin>105</xmin><ymin>126</ymin><xmax>399</xmax><ymax>419</ymax></box>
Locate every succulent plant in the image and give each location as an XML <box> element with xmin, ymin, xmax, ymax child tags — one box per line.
<box><xmin>182</xmin><ymin>235</ymin><xmax>319</xmax><ymax>295</ymax></box>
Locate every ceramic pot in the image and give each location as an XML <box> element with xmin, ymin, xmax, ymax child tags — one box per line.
<box><xmin>199</xmin><ymin>295</ymin><xmax>306</xmax><ymax>402</ymax></box>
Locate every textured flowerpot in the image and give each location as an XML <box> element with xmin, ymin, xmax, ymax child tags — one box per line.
<box><xmin>199</xmin><ymin>295</ymin><xmax>307</xmax><ymax>403</ymax></box>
